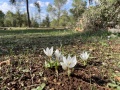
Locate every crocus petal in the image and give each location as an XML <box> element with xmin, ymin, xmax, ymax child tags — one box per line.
<box><xmin>63</xmin><ymin>57</ymin><xmax>67</xmax><ymax>66</ymax></box>
<box><xmin>69</xmin><ymin>56</ymin><xmax>77</xmax><ymax>68</ymax></box>
<box><xmin>50</xmin><ymin>47</ymin><xmax>53</xmax><ymax>56</ymax></box>
<box><xmin>72</xmin><ymin>56</ymin><xmax>77</xmax><ymax>65</ymax></box>
<box><xmin>55</xmin><ymin>49</ymin><xmax>61</xmax><ymax>59</ymax></box>
<box><xmin>46</xmin><ymin>47</ymin><xmax>49</xmax><ymax>52</ymax></box>
<box><xmin>60</xmin><ymin>62</ymin><xmax>67</xmax><ymax>70</ymax></box>
<box><xmin>55</xmin><ymin>49</ymin><xmax>58</xmax><ymax>57</ymax></box>
<box><xmin>67</xmin><ymin>55</ymin><xmax>71</xmax><ymax>61</ymax></box>
<box><xmin>43</xmin><ymin>49</ymin><xmax>48</xmax><ymax>56</ymax></box>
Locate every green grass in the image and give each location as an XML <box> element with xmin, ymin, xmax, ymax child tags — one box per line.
<box><xmin>0</xmin><ymin>29</ymin><xmax>119</xmax><ymax>56</ymax></box>
<box><xmin>0</xmin><ymin>29</ymin><xmax>71</xmax><ymax>35</ymax></box>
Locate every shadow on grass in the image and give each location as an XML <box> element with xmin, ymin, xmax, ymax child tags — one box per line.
<box><xmin>0</xmin><ymin>30</ymin><xmax>117</xmax><ymax>56</ymax></box>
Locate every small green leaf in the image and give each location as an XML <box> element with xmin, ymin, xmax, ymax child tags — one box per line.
<box><xmin>107</xmin><ymin>83</ymin><xmax>118</xmax><ymax>88</ymax></box>
<box><xmin>107</xmin><ymin>83</ymin><xmax>120</xmax><ymax>90</ymax></box>
<box><xmin>45</xmin><ymin>61</ymin><xmax>50</xmax><ymax>68</ymax></box>
<box><xmin>37</xmin><ymin>83</ymin><xmax>46</xmax><ymax>90</ymax></box>
<box><xmin>32</xmin><ymin>83</ymin><xmax>46</xmax><ymax>90</ymax></box>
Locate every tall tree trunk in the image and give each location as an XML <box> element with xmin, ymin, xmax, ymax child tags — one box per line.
<box><xmin>57</xmin><ymin>6</ymin><xmax>61</xmax><ymax>26</ymax></box>
<box><xmin>26</xmin><ymin>0</ymin><xmax>31</xmax><ymax>27</ymax></box>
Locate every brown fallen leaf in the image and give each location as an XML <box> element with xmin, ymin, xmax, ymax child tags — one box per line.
<box><xmin>0</xmin><ymin>59</ymin><xmax>10</xmax><ymax>67</ymax></box>
<box><xmin>72</xmin><ymin>45</ymin><xmax>76</xmax><ymax>48</ymax></box>
<box><xmin>56</xmin><ymin>82</ymin><xmax>61</xmax><ymax>85</ymax></box>
<box><xmin>12</xmin><ymin>88</ymin><xmax>15</xmax><ymax>90</ymax></box>
<box><xmin>115</xmin><ymin>76</ymin><xmax>120</xmax><ymax>82</ymax></box>
<box><xmin>50</xmin><ymin>88</ymin><xmax>54</xmax><ymax>90</ymax></box>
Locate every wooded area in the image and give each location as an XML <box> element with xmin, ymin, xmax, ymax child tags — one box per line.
<box><xmin>0</xmin><ymin>0</ymin><xmax>119</xmax><ymax>31</ymax></box>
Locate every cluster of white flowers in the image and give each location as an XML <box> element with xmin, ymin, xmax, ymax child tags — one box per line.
<box><xmin>43</xmin><ymin>46</ymin><xmax>90</xmax><ymax>70</ymax></box>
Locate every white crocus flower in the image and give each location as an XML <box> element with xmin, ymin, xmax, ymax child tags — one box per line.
<box><xmin>80</xmin><ymin>51</ymin><xmax>90</xmax><ymax>66</ymax></box>
<box><xmin>80</xmin><ymin>51</ymin><xmax>89</xmax><ymax>60</ymax></box>
<box><xmin>60</xmin><ymin>55</ymin><xmax>77</xmax><ymax>70</ymax></box>
<box><xmin>55</xmin><ymin>49</ymin><xmax>61</xmax><ymax>59</ymax></box>
<box><xmin>43</xmin><ymin>47</ymin><xmax>53</xmax><ymax>57</ymax></box>
<box><xmin>55</xmin><ymin>49</ymin><xmax>63</xmax><ymax>62</ymax></box>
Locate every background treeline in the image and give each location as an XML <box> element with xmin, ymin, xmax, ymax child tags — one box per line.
<box><xmin>0</xmin><ymin>0</ymin><xmax>119</xmax><ymax>30</ymax></box>
<box><xmin>0</xmin><ymin>10</ymin><xmax>39</xmax><ymax>27</ymax></box>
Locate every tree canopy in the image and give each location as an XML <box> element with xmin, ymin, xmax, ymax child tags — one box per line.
<box><xmin>0</xmin><ymin>0</ymin><xmax>119</xmax><ymax>30</ymax></box>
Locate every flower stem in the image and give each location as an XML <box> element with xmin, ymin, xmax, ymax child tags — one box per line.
<box><xmin>49</xmin><ymin>56</ymin><xmax>52</xmax><ymax>67</ymax></box>
<box><xmin>55</xmin><ymin>60</ymin><xmax>58</xmax><ymax>77</ymax></box>
<box><xmin>83</xmin><ymin>61</ymin><xmax>86</xmax><ymax>66</ymax></box>
<box><xmin>55</xmin><ymin>68</ymin><xmax>58</xmax><ymax>77</ymax></box>
<box><xmin>67</xmin><ymin>68</ymin><xmax>71</xmax><ymax>77</ymax></box>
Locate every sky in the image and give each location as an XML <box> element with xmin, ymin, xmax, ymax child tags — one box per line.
<box><xmin>0</xmin><ymin>0</ymin><xmax>73</xmax><ymax>20</ymax></box>
<box><xmin>0</xmin><ymin>0</ymin><xmax>94</xmax><ymax>21</ymax></box>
